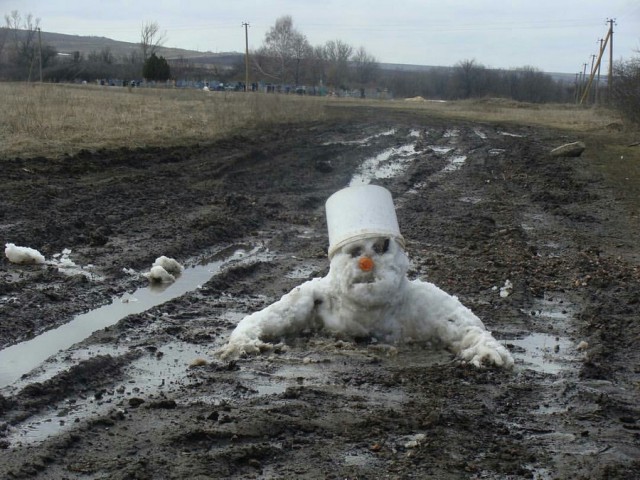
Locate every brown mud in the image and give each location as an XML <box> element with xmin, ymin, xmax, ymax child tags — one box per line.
<box><xmin>1</xmin><ymin>107</ymin><xmax>639</xmax><ymax>479</ymax></box>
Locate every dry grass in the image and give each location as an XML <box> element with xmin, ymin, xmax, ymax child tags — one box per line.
<box><xmin>0</xmin><ymin>82</ymin><xmax>634</xmax><ymax>159</ymax></box>
<box><xmin>331</xmin><ymin>95</ymin><xmax>625</xmax><ymax>132</ymax></box>
<box><xmin>0</xmin><ymin>82</ymin><xmax>329</xmax><ymax>158</ymax></box>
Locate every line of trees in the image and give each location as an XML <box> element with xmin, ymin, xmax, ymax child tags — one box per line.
<box><xmin>248</xmin><ymin>16</ymin><xmax>572</xmax><ymax>102</ymax></box>
<box><xmin>381</xmin><ymin>60</ymin><xmax>572</xmax><ymax>102</ymax></box>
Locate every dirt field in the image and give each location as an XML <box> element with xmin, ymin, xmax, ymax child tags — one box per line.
<box><xmin>1</xmin><ymin>107</ymin><xmax>639</xmax><ymax>479</ymax></box>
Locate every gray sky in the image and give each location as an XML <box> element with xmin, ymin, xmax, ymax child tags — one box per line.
<box><xmin>3</xmin><ymin>0</ymin><xmax>639</xmax><ymax>73</ymax></box>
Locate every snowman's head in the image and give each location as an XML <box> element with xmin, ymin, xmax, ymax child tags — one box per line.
<box><xmin>328</xmin><ymin>235</ymin><xmax>409</xmax><ymax>308</ymax></box>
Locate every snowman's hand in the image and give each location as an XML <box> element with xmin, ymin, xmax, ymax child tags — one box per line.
<box><xmin>215</xmin><ymin>335</ymin><xmax>273</xmax><ymax>360</ymax></box>
<box><xmin>457</xmin><ymin>328</ymin><xmax>514</xmax><ymax>368</ymax></box>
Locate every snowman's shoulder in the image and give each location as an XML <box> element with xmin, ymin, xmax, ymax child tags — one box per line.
<box><xmin>406</xmin><ymin>278</ymin><xmax>449</xmax><ymax>297</ymax></box>
<box><xmin>282</xmin><ymin>275</ymin><xmax>330</xmax><ymax>301</ymax></box>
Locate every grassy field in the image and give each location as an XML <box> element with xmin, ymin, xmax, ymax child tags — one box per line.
<box><xmin>0</xmin><ymin>82</ymin><xmax>329</xmax><ymax>159</ymax></box>
<box><xmin>0</xmin><ymin>81</ymin><xmax>636</xmax><ymax>160</ymax></box>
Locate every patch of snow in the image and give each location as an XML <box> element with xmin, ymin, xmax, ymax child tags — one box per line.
<box><xmin>153</xmin><ymin>255</ymin><xmax>183</xmax><ymax>275</ymax></box>
<box><xmin>144</xmin><ymin>265</ymin><xmax>176</xmax><ymax>284</ymax></box>
<box><xmin>430</xmin><ymin>146</ymin><xmax>454</xmax><ymax>154</ymax></box>
<box><xmin>499</xmin><ymin>131</ymin><xmax>525</xmax><ymax>138</ymax></box>
<box><xmin>349</xmin><ymin>143</ymin><xmax>417</xmax><ymax>186</ymax></box>
<box><xmin>48</xmin><ymin>249</ymin><xmax>103</xmax><ymax>281</ymax></box>
<box><xmin>442</xmin><ymin>155</ymin><xmax>468</xmax><ymax>172</ymax></box>
<box><xmin>499</xmin><ymin>279</ymin><xmax>513</xmax><ymax>298</ymax></box>
<box><xmin>323</xmin><ymin>128</ymin><xmax>396</xmax><ymax>146</ymax></box>
<box><xmin>473</xmin><ymin>128</ymin><xmax>487</xmax><ymax>139</ymax></box>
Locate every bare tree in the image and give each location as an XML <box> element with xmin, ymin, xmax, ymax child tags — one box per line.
<box><xmin>254</xmin><ymin>15</ymin><xmax>311</xmax><ymax>84</ymax></box>
<box><xmin>0</xmin><ymin>24</ymin><xmax>8</xmax><ymax>64</ymax></box>
<box><xmin>611</xmin><ymin>56</ymin><xmax>640</xmax><ymax>124</ymax></box>
<box><xmin>4</xmin><ymin>10</ymin><xmax>40</xmax><ymax>67</ymax></box>
<box><xmin>451</xmin><ymin>59</ymin><xmax>486</xmax><ymax>99</ymax></box>
<box><xmin>351</xmin><ymin>46</ymin><xmax>378</xmax><ymax>86</ymax></box>
<box><xmin>323</xmin><ymin>39</ymin><xmax>353</xmax><ymax>89</ymax></box>
<box><xmin>140</xmin><ymin>21</ymin><xmax>166</xmax><ymax>61</ymax></box>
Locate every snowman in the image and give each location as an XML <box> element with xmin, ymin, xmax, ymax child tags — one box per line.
<box><xmin>217</xmin><ymin>185</ymin><xmax>513</xmax><ymax>368</ymax></box>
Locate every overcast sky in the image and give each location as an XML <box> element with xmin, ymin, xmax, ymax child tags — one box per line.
<box><xmin>3</xmin><ymin>0</ymin><xmax>639</xmax><ymax>73</ymax></box>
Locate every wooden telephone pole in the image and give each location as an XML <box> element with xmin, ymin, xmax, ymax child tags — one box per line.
<box><xmin>607</xmin><ymin>18</ymin><xmax>614</xmax><ymax>98</ymax></box>
<box><xmin>242</xmin><ymin>22</ymin><xmax>250</xmax><ymax>92</ymax></box>
<box><xmin>579</xmin><ymin>19</ymin><xmax>614</xmax><ymax>105</ymax></box>
<box><xmin>37</xmin><ymin>27</ymin><xmax>43</xmax><ymax>82</ymax></box>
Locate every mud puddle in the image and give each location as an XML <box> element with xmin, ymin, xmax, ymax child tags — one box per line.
<box><xmin>512</xmin><ymin>295</ymin><xmax>578</xmax><ymax>374</ymax></box>
<box><xmin>4</xmin><ymin>341</ymin><xmax>209</xmax><ymax>447</ymax></box>
<box><xmin>0</xmin><ymin>245</ymin><xmax>266</xmax><ymax>388</ymax></box>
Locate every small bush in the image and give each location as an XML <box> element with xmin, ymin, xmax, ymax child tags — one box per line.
<box><xmin>610</xmin><ymin>57</ymin><xmax>640</xmax><ymax>125</ymax></box>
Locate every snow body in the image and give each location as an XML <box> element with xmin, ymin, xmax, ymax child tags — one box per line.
<box><xmin>217</xmin><ymin>237</ymin><xmax>513</xmax><ymax>368</ymax></box>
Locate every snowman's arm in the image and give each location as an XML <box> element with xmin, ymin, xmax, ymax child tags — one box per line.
<box><xmin>407</xmin><ymin>280</ymin><xmax>513</xmax><ymax>368</ymax></box>
<box><xmin>216</xmin><ymin>278</ymin><xmax>322</xmax><ymax>359</ymax></box>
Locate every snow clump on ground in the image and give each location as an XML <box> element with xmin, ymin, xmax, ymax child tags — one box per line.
<box><xmin>4</xmin><ymin>243</ymin><xmax>45</xmax><ymax>264</ymax></box>
<box><xmin>143</xmin><ymin>256</ymin><xmax>184</xmax><ymax>284</ymax></box>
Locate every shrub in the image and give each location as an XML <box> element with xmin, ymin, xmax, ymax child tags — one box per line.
<box><xmin>610</xmin><ymin>56</ymin><xmax>640</xmax><ymax>125</ymax></box>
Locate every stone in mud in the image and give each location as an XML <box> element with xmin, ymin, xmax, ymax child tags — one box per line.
<box><xmin>550</xmin><ymin>141</ymin><xmax>586</xmax><ymax>158</ymax></box>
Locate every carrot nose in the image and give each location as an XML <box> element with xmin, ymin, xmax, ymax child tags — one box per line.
<box><xmin>358</xmin><ymin>256</ymin><xmax>374</xmax><ymax>272</ymax></box>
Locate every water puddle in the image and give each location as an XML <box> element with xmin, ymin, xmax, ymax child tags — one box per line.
<box><xmin>511</xmin><ymin>296</ymin><xmax>576</xmax><ymax>374</ymax></box>
<box><xmin>322</xmin><ymin>128</ymin><xmax>396</xmax><ymax>146</ymax></box>
<box><xmin>0</xmin><ymin>245</ymin><xmax>264</xmax><ymax>388</ymax></box>
<box><xmin>344</xmin><ymin>450</ymin><xmax>379</xmax><ymax>467</ymax></box>
<box><xmin>4</xmin><ymin>341</ymin><xmax>208</xmax><ymax>446</ymax></box>
<box><xmin>510</xmin><ymin>333</ymin><xmax>573</xmax><ymax>374</ymax></box>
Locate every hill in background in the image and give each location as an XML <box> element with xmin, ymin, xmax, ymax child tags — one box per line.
<box><xmin>38</xmin><ymin>30</ymin><xmax>575</xmax><ymax>82</ymax></box>
<box><xmin>40</xmin><ymin>30</ymin><xmax>241</xmax><ymax>67</ymax></box>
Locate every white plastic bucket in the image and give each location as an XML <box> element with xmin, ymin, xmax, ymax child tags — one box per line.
<box><xmin>325</xmin><ymin>185</ymin><xmax>405</xmax><ymax>258</ymax></box>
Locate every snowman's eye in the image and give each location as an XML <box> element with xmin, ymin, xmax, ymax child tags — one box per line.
<box><xmin>347</xmin><ymin>246</ymin><xmax>363</xmax><ymax>258</ymax></box>
<box><xmin>373</xmin><ymin>238</ymin><xmax>390</xmax><ymax>255</ymax></box>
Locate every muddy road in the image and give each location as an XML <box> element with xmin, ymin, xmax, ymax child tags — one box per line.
<box><xmin>1</xmin><ymin>108</ymin><xmax>639</xmax><ymax>479</ymax></box>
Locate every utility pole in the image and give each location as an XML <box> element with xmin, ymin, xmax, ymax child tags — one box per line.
<box><xmin>580</xmin><ymin>62</ymin><xmax>588</xmax><ymax>100</ymax></box>
<box><xmin>580</xmin><ymin>30</ymin><xmax>611</xmax><ymax>105</ymax></box>
<box><xmin>595</xmin><ymin>38</ymin><xmax>604</xmax><ymax>105</ymax></box>
<box><xmin>607</xmin><ymin>18</ymin><xmax>615</xmax><ymax>99</ymax></box>
<box><xmin>589</xmin><ymin>54</ymin><xmax>596</xmax><ymax>104</ymax></box>
<box><xmin>37</xmin><ymin>27</ymin><xmax>43</xmax><ymax>83</ymax></box>
<box><xmin>242</xmin><ymin>22</ymin><xmax>250</xmax><ymax>92</ymax></box>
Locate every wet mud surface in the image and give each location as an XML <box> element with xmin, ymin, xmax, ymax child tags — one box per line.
<box><xmin>1</xmin><ymin>108</ymin><xmax>639</xmax><ymax>478</ymax></box>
